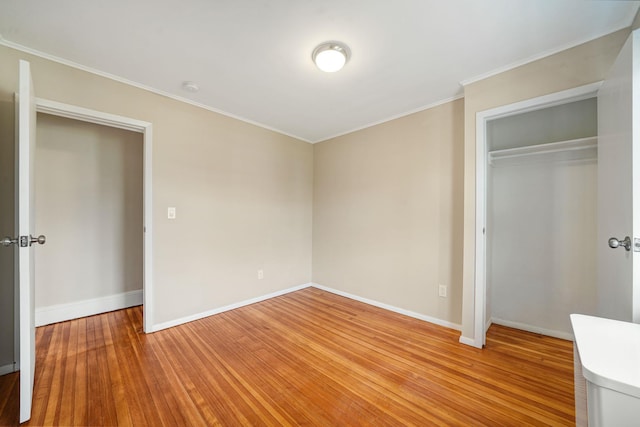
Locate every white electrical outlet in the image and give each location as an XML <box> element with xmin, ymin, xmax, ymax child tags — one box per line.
<box><xmin>258</xmin><ymin>270</ymin><xmax>264</xmax><ymax>280</ymax></box>
<box><xmin>167</xmin><ymin>207</ymin><xmax>176</xmax><ymax>219</ymax></box>
<box><xmin>438</xmin><ymin>284</ymin><xmax>447</xmax><ymax>298</ymax></box>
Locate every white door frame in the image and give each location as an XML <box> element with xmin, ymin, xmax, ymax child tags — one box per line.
<box><xmin>35</xmin><ymin>98</ymin><xmax>154</xmax><ymax>332</ymax></box>
<box><xmin>471</xmin><ymin>82</ymin><xmax>601</xmax><ymax>348</ymax></box>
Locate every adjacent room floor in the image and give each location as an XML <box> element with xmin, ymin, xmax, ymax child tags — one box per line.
<box><xmin>0</xmin><ymin>287</ymin><xmax>575</xmax><ymax>426</ymax></box>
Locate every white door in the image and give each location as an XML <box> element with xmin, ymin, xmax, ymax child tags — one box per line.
<box><xmin>597</xmin><ymin>29</ymin><xmax>640</xmax><ymax>323</ymax></box>
<box><xmin>17</xmin><ymin>59</ymin><xmax>44</xmax><ymax>423</ymax></box>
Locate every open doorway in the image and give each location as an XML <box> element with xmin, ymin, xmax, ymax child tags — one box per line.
<box><xmin>34</xmin><ymin>113</ymin><xmax>143</xmax><ymax>326</ymax></box>
<box><xmin>485</xmin><ymin>97</ymin><xmax>598</xmax><ymax>340</ymax></box>
<box><xmin>471</xmin><ymin>82</ymin><xmax>601</xmax><ymax>347</ymax></box>
<box><xmin>33</xmin><ymin>98</ymin><xmax>154</xmax><ymax>332</ymax></box>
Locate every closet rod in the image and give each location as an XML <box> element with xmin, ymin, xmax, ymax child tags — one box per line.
<box><xmin>489</xmin><ymin>137</ymin><xmax>597</xmax><ymax>163</ymax></box>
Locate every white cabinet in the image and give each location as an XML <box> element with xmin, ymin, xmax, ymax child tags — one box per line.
<box><xmin>571</xmin><ymin>314</ymin><xmax>640</xmax><ymax>426</ymax></box>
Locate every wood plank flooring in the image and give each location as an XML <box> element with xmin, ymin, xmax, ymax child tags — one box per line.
<box><xmin>0</xmin><ymin>369</ymin><xmax>18</xmax><ymax>426</ymax></box>
<box><xmin>0</xmin><ymin>287</ymin><xmax>575</xmax><ymax>426</ymax></box>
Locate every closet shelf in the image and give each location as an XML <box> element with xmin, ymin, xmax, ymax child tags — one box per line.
<box><xmin>489</xmin><ymin>137</ymin><xmax>597</xmax><ymax>166</ymax></box>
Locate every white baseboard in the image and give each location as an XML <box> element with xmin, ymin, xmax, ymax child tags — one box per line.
<box><xmin>310</xmin><ymin>283</ymin><xmax>462</xmax><ymax>331</ymax></box>
<box><xmin>35</xmin><ymin>289</ymin><xmax>143</xmax><ymax>327</ymax></box>
<box><xmin>491</xmin><ymin>317</ymin><xmax>574</xmax><ymax>341</ymax></box>
<box><xmin>458</xmin><ymin>335</ymin><xmax>482</xmax><ymax>348</ymax></box>
<box><xmin>0</xmin><ymin>363</ymin><xmax>16</xmax><ymax>376</ymax></box>
<box><xmin>150</xmin><ymin>282</ymin><xmax>463</xmax><ymax>335</ymax></box>
<box><xmin>150</xmin><ymin>283</ymin><xmax>313</xmax><ymax>332</ymax></box>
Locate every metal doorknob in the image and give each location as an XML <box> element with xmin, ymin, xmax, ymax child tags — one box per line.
<box><xmin>608</xmin><ymin>236</ymin><xmax>631</xmax><ymax>251</ymax></box>
<box><xmin>1</xmin><ymin>235</ymin><xmax>45</xmax><ymax>247</ymax></box>
<box><xmin>30</xmin><ymin>235</ymin><xmax>46</xmax><ymax>246</ymax></box>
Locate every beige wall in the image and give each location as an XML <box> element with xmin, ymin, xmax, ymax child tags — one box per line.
<box><xmin>460</xmin><ymin>29</ymin><xmax>630</xmax><ymax>341</ymax></box>
<box><xmin>0</xmin><ymin>44</ymin><xmax>313</xmax><ymax>335</ymax></box>
<box><xmin>0</xmin><ymin>25</ymin><xmax>632</xmax><ymax>365</ymax></box>
<box><xmin>35</xmin><ymin>114</ymin><xmax>143</xmax><ymax>307</ymax></box>
<box><xmin>313</xmin><ymin>99</ymin><xmax>465</xmax><ymax>325</ymax></box>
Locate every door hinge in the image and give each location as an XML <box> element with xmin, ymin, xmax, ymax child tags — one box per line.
<box><xmin>634</xmin><ymin>238</ymin><xmax>640</xmax><ymax>252</ymax></box>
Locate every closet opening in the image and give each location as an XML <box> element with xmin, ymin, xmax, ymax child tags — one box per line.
<box><xmin>485</xmin><ymin>97</ymin><xmax>598</xmax><ymax>340</ymax></box>
<box><xmin>470</xmin><ymin>82</ymin><xmax>602</xmax><ymax>348</ymax></box>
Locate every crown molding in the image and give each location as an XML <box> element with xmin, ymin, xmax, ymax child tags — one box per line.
<box><xmin>460</xmin><ymin>26</ymin><xmax>631</xmax><ymax>87</ymax></box>
<box><xmin>0</xmin><ymin>37</ymin><xmax>313</xmax><ymax>144</ymax></box>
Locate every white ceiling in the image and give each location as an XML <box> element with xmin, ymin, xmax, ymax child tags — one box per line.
<box><xmin>1</xmin><ymin>1</ymin><xmax>638</xmax><ymax>143</ymax></box>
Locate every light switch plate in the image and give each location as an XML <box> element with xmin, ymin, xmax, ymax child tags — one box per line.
<box><xmin>438</xmin><ymin>284</ymin><xmax>447</xmax><ymax>298</ymax></box>
<box><xmin>168</xmin><ymin>207</ymin><xmax>176</xmax><ymax>219</ymax></box>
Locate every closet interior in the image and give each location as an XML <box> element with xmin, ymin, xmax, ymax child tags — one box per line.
<box><xmin>486</xmin><ymin>97</ymin><xmax>598</xmax><ymax>339</ymax></box>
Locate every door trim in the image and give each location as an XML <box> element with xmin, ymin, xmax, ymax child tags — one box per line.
<box><xmin>467</xmin><ymin>81</ymin><xmax>602</xmax><ymax>348</ymax></box>
<box><xmin>35</xmin><ymin>98</ymin><xmax>154</xmax><ymax>332</ymax></box>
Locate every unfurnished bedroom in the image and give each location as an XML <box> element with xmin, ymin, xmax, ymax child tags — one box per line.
<box><xmin>0</xmin><ymin>1</ymin><xmax>639</xmax><ymax>425</ymax></box>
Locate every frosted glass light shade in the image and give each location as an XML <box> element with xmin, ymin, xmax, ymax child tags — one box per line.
<box><xmin>312</xmin><ymin>42</ymin><xmax>350</xmax><ymax>73</ymax></box>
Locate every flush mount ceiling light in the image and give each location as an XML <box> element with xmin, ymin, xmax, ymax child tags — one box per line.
<box><xmin>312</xmin><ymin>41</ymin><xmax>350</xmax><ymax>73</ymax></box>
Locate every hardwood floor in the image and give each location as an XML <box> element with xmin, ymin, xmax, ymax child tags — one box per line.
<box><xmin>0</xmin><ymin>370</ymin><xmax>18</xmax><ymax>427</ymax></box>
<box><xmin>1</xmin><ymin>287</ymin><xmax>575</xmax><ymax>426</ymax></box>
